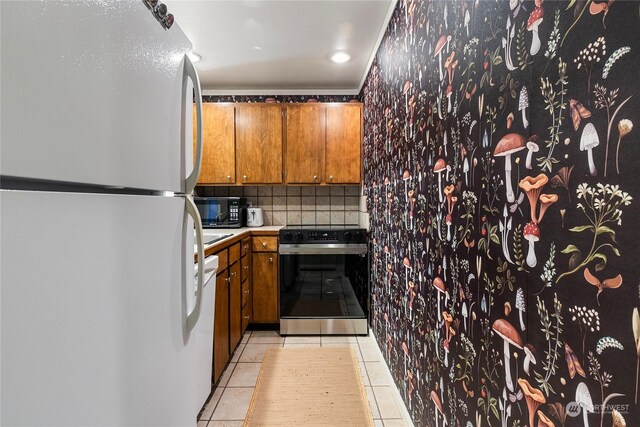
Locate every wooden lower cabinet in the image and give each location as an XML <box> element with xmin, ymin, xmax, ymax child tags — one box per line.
<box><xmin>252</xmin><ymin>252</ymin><xmax>279</xmax><ymax>323</ymax></box>
<box><xmin>229</xmin><ymin>262</ymin><xmax>242</xmax><ymax>351</ymax></box>
<box><xmin>242</xmin><ymin>304</ymin><xmax>251</xmax><ymax>331</ymax></box>
<box><xmin>212</xmin><ymin>242</ymin><xmax>241</xmax><ymax>384</ymax></box>
<box><xmin>213</xmin><ymin>271</ymin><xmax>229</xmax><ymax>382</ymax></box>
<box><xmin>241</xmin><ymin>237</ymin><xmax>252</xmax><ymax>333</ymax></box>
<box><xmin>209</xmin><ymin>234</ymin><xmax>278</xmax><ymax>384</ymax></box>
<box><xmin>241</xmin><ymin>280</ymin><xmax>250</xmax><ymax>307</ymax></box>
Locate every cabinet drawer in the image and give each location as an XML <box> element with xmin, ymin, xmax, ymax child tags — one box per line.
<box><xmin>241</xmin><ymin>237</ymin><xmax>251</xmax><ymax>257</ymax></box>
<box><xmin>241</xmin><ymin>256</ymin><xmax>251</xmax><ymax>282</ymax></box>
<box><xmin>229</xmin><ymin>242</ymin><xmax>241</xmax><ymax>265</ymax></box>
<box><xmin>252</xmin><ymin>236</ymin><xmax>278</xmax><ymax>252</ymax></box>
<box><xmin>215</xmin><ymin>249</ymin><xmax>228</xmax><ymax>271</ymax></box>
<box><xmin>242</xmin><ymin>280</ymin><xmax>250</xmax><ymax>308</ymax></box>
<box><xmin>242</xmin><ymin>303</ymin><xmax>251</xmax><ymax>332</ymax></box>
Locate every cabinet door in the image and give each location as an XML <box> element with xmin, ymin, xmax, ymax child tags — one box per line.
<box><xmin>196</xmin><ymin>104</ymin><xmax>235</xmax><ymax>184</ymax></box>
<box><xmin>242</xmin><ymin>280</ymin><xmax>250</xmax><ymax>308</ymax></box>
<box><xmin>229</xmin><ymin>242</ymin><xmax>241</xmax><ymax>265</ymax></box>
<box><xmin>213</xmin><ymin>272</ymin><xmax>229</xmax><ymax>383</ymax></box>
<box><xmin>325</xmin><ymin>104</ymin><xmax>362</xmax><ymax>184</ymax></box>
<box><xmin>242</xmin><ymin>303</ymin><xmax>251</xmax><ymax>333</ymax></box>
<box><xmin>241</xmin><ymin>237</ymin><xmax>251</xmax><ymax>258</ymax></box>
<box><xmin>285</xmin><ymin>104</ymin><xmax>325</xmax><ymax>184</ymax></box>
<box><xmin>242</xmin><ymin>279</ymin><xmax>253</xmax><ymax>334</ymax></box>
<box><xmin>252</xmin><ymin>253</ymin><xmax>279</xmax><ymax>323</ymax></box>
<box><xmin>236</xmin><ymin>104</ymin><xmax>283</xmax><ymax>184</ymax></box>
<box><xmin>241</xmin><ymin>255</ymin><xmax>251</xmax><ymax>283</ymax></box>
<box><xmin>229</xmin><ymin>262</ymin><xmax>242</xmax><ymax>350</ymax></box>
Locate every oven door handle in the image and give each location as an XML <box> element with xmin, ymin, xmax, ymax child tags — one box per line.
<box><xmin>279</xmin><ymin>243</ymin><xmax>368</xmax><ymax>255</ymax></box>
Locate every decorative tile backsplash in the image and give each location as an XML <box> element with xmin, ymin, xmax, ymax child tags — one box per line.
<box><xmin>195</xmin><ymin>185</ymin><xmax>367</xmax><ymax>227</ymax></box>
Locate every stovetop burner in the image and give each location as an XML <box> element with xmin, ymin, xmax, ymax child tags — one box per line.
<box><xmin>280</xmin><ymin>226</ymin><xmax>367</xmax><ymax>244</ymax></box>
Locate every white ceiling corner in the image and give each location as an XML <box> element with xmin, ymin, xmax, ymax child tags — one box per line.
<box><xmin>167</xmin><ymin>0</ymin><xmax>397</xmax><ymax>95</ymax></box>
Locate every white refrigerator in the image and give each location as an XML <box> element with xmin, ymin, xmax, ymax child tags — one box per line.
<box><xmin>1</xmin><ymin>1</ymin><xmax>213</xmax><ymax>426</ymax></box>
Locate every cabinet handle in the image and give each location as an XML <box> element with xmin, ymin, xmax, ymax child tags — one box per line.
<box><xmin>244</xmin><ymin>316</ymin><xmax>250</xmax><ymax>320</ymax></box>
<box><xmin>231</xmin><ymin>271</ymin><xmax>237</xmax><ymax>277</ymax></box>
<box><xmin>226</xmin><ymin>175</ymin><xmax>231</xmax><ymax>181</ymax></box>
<box><xmin>313</xmin><ymin>175</ymin><xmax>318</xmax><ymax>181</ymax></box>
<box><xmin>244</xmin><ymin>290</ymin><xmax>250</xmax><ymax>294</ymax></box>
<box><xmin>243</xmin><ymin>175</ymin><xmax>248</xmax><ymax>181</ymax></box>
<box><xmin>269</xmin><ymin>256</ymin><xmax>273</xmax><ymax>262</ymax></box>
<box><xmin>329</xmin><ymin>175</ymin><xmax>334</xmax><ymax>181</ymax></box>
<box><xmin>244</xmin><ymin>265</ymin><xmax>249</xmax><ymax>270</ymax></box>
<box><xmin>262</xmin><ymin>242</ymin><xmax>267</xmax><ymax>248</ymax></box>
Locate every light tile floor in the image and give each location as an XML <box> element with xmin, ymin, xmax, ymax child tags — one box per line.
<box><xmin>198</xmin><ymin>330</ymin><xmax>414</xmax><ymax>427</ymax></box>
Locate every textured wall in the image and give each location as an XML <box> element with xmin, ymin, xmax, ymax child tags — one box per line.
<box><xmin>361</xmin><ymin>1</ymin><xmax>640</xmax><ymax>426</ymax></box>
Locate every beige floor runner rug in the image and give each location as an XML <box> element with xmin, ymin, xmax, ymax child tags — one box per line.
<box><xmin>244</xmin><ymin>347</ymin><xmax>374</xmax><ymax>427</ymax></box>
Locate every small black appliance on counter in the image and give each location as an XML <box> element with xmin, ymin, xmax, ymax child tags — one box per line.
<box><xmin>194</xmin><ymin>197</ymin><xmax>247</xmax><ymax>228</ymax></box>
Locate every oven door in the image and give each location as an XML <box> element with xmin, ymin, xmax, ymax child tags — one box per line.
<box><xmin>279</xmin><ymin>243</ymin><xmax>369</xmax><ymax>335</ymax></box>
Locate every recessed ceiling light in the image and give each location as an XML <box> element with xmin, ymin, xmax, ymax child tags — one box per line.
<box><xmin>253</xmin><ymin>46</ymin><xmax>262</xmax><ymax>51</ymax></box>
<box><xmin>187</xmin><ymin>51</ymin><xmax>202</xmax><ymax>63</ymax></box>
<box><xmin>330</xmin><ymin>51</ymin><xmax>351</xmax><ymax>64</ymax></box>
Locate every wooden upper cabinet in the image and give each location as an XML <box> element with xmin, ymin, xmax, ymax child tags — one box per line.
<box><xmin>285</xmin><ymin>104</ymin><xmax>325</xmax><ymax>184</ymax></box>
<box><xmin>235</xmin><ymin>104</ymin><xmax>283</xmax><ymax>184</ymax></box>
<box><xmin>195</xmin><ymin>102</ymin><xmax>360</xmax><ymax>186</ymax></box>
<box><xmin>325</xmin><ymin>104</ymin><xmax>362</xmax><ymax>184</ymax></box>
<box><xmin>195</xmin><ymin>103</ymin><xmax>235</xmax><ymax>184</ymax></box>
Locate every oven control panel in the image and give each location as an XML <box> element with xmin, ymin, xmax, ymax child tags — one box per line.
<box><xmin>280</xmin><ymin>228</ymin><xmax>367</xmax><ymax>243</ymax></box>
<box><xmin>308</xmin><ymin>231</ymin><xmax>338</xmax><ymax>241</ymax></box>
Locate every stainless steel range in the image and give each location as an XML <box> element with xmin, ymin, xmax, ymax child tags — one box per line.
<box><xmin>279</xmin><ymin>226</ymin><xmax>369</xmax><ymax>335</ymax></box>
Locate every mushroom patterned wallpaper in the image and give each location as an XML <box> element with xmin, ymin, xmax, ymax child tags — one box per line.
<box><xmin>360</xmin><ymin>1</ymin><xmax>639</xmax><ymax>426</ymax></box>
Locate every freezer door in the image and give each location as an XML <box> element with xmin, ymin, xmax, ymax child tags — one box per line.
<box><xmin>0</xmin><ymin>190</ymin><xmax>205</xmax><ymax>426</ymax></box>
<box><xmin>0</xmin><ymin>1</ymin><xmax>196</xmax><ymax>193</ymax></box>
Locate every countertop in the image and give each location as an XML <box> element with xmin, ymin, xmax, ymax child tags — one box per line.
<box><xmin>195</xmin><ymin>226</ymin><xmax>283</xmax><ymax>257</ymax></box>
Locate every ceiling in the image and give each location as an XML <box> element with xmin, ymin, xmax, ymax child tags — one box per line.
<box><xmin>167</xmin><ymin>0</ymin><xmax>396</xmax><ymax>95</ymax></box>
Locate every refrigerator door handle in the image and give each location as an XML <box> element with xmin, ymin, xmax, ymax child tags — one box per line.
<box><xmin>183</xmin><ymin>54</ymin><xmax>203</xmax><ymax>195</ymax></box>
<box><xmin>186</xmin><ymin>195</ymin><xmax>204</xmax><ymax>333</ymax></box>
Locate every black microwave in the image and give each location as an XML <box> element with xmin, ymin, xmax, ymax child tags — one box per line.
<box><xmin>194</xmin><ymin>197</ymin><xmax>247</xmax><ymax>228</ymax></box>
